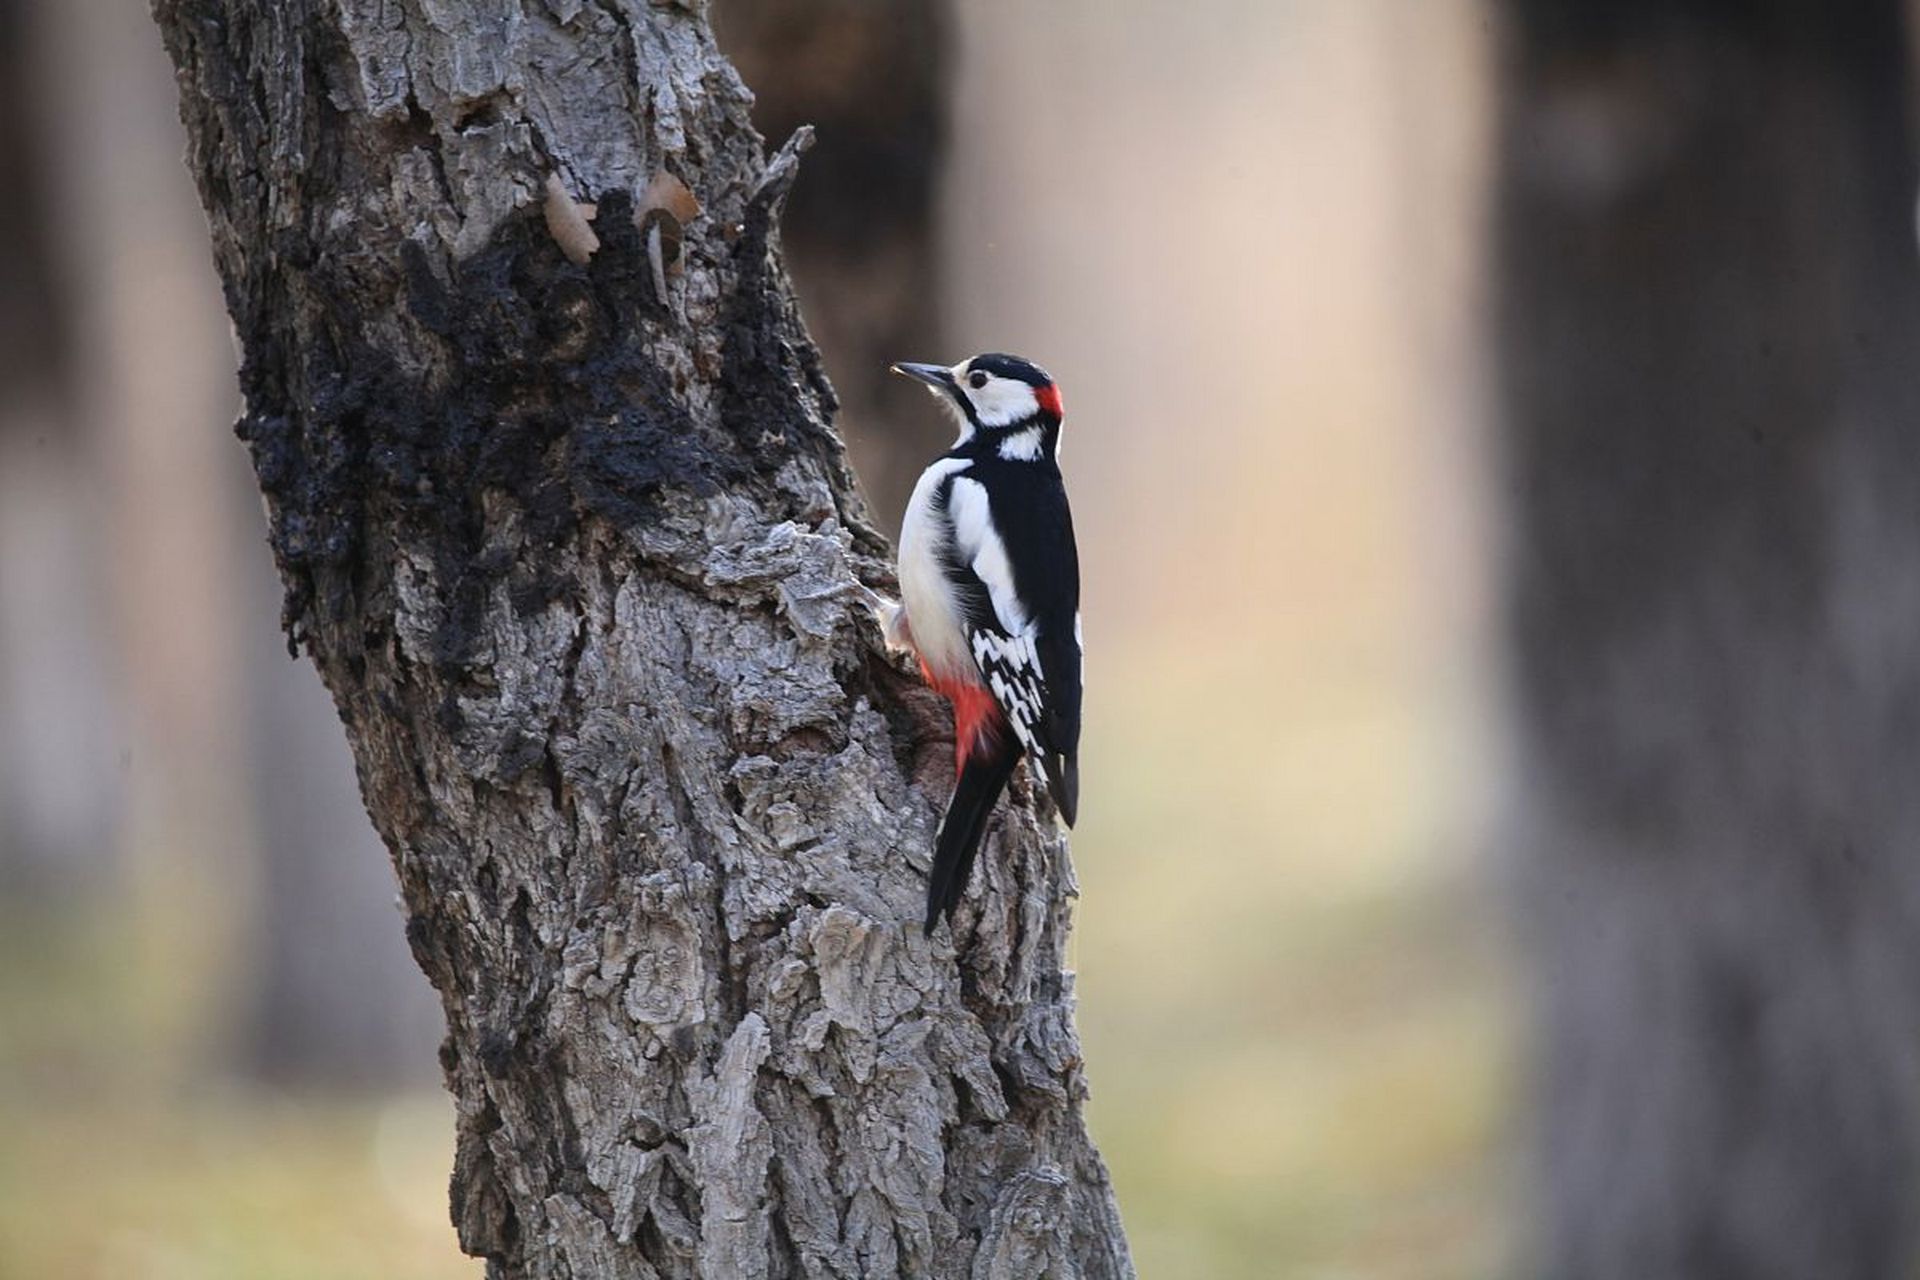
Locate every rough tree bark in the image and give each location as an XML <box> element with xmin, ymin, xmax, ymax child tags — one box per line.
<box><xmin>1497</xmin><ymin>3</ymin><xmax>1920</xmax><ymax>1277</ymax></box>
<box><xmin>152</xmin><ymin>4</ymin><xmax>1132</xmax><ymax>1277</ymax></box>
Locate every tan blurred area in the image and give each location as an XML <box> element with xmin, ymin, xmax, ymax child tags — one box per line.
<box><xmin>0</xmin><ymin>2</ymin><xmax>1503</xmax><ymax>1277</ymax></box>
<box><xmin>945</xmin><ymin>4</ymin><xmax>1503</xmax><ymax>1274</ymax></box>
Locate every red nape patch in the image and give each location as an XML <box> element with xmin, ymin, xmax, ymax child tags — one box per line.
<box><xmin>1034</xmin><ymin>382</ymin><xmax>1064</xmax><ymax>420</ymax></box>
<box><xmin>920</xmin><ymin>661</ymin><xmax>1005</xmax><ymax>774</ymax></box>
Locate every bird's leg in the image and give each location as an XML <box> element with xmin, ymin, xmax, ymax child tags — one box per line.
<box><xmin>853</xmin><ymin>582</ymin><xmax>915</xmax><ymax>655</ymax></box>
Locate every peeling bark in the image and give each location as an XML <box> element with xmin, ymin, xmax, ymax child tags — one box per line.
<box><xmin>150</xmin><ymin>3</ymin><xmax>1131</xmax><ymax>1276</ymax></box>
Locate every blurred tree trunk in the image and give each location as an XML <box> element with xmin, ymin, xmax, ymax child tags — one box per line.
<box><xmin>0</xmin><ymin>0</ymin><xmax>69</xmax><ymax>396</ymax></box>
<box><xmin>241</xmin><ymin>590</ymin><xmax>443</xmax><ymax>1087</ymax></box>
<box><xmin>1496</xmin><ymin>3</ymin><xmax>1920</xmax><ymax>1277</ymax></box>
<box><xmin>152</xmin><ymin>2</ymin><xmax>1130</xmax><ymax>1277</ymax></box>
<box><xmin>0</xmin><ymin>0</ymin><xmax>116</xmax><ymax>893</ymax></box>
<box><xmin>715</xmin><ymin>0</ymin><xmax>952</xmax><ymax>531</ymax></box>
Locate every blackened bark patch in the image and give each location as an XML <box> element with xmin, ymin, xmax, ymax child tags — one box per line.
<box><xmin>720</xmin><ymin>175</ymin><xmax>836</xmax><ymax>472</ymax></box>
<box><xmin>237</xmin><ymin>200</ymin><xmax>747</xmax><ymax>666</ymax></box>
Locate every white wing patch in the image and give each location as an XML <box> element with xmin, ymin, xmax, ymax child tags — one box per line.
<box><xmin>946</xmin><ymin>476</ymin><xmax>1030</xmax><ymax>634</ymax></box>
<box><xmin>971</xmin><ymin>629</ymin><xmax>1047</xmax><ymax>753</ymax></box>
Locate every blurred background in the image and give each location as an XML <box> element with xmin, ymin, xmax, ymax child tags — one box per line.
<box><xmin>6</xmin><ymin>1</ymin><xmax>1918</xmax><ymax>1277</ymax></box>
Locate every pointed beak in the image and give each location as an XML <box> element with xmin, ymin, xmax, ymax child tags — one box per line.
<box><xmin>890</xmin><ymin>361</ymin><xmax>955</xmax><ymax>390</ymax></box>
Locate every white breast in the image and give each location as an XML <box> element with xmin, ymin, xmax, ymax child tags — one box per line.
<box><xmin>898</xmin><ymin>458</ymin><xmax>974</xmax><ymax>681</ymax></box>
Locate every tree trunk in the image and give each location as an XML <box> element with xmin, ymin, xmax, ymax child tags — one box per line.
<box><xmin>151</xmin><ymin>3</ymin><xmax>1132</xmax><ymax>1277</ymax></box>
<box><xmin>1496</xmin><ymin>3</ymin><xmax>1920</xmax><ymax>1277</ymax></box>
<box><xmin>0</xmin><ymin>0</ymin><xmax>114</xmax><ymax>893</ymax></box>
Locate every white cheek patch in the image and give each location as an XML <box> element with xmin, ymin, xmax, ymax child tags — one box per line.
<box><xmin>947</xmin><ymin>476</ymin><xmax>1030</xmax><ymax>634</ymax></box>
<box><xmin>968</xmin><ymin>377</ymin><xmax>1040</xmax><ymax>428</ymax></box>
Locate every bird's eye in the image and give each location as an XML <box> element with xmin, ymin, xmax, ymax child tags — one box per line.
<box><xmin>968</xmin><ymin>371</ymin><xmax>988</xmax><ymax>390</ymax></box>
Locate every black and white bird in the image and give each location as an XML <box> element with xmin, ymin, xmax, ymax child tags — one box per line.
<box><xmin>874</xmin><ymin>353</ymin><xmax>1082</xmax><ymax>935</ymax></box>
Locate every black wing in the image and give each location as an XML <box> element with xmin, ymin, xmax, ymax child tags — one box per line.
<box><xmin>938</xmin><ymin>462</ymin><xmax>1082</xmax><ymax>824</ymax></box>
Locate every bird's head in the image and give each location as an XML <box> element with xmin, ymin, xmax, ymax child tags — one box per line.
<box><xmin>891</xmin><ymin>353</ymin><xmax>1064</xmax><ymax>439</ymax></box>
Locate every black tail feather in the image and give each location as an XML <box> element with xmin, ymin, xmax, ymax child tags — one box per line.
<box><xmin>1039</xmin><ymin>751</ymin><xmax>1079</xmax><ymax>828</ymax></box>
<box><xmin>924</xmin><ymin>741</ymin><xmax>1021</xmax><ymax>936</ymax></box>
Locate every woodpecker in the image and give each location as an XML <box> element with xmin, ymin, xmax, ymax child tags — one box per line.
<box><xmin>875</xmin><ymin>353</ymin><xmax>1082</xmax><ymax>935</ymax></box>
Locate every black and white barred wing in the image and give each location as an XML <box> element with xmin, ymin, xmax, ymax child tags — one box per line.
<box><xmin>938</xmin><ymin>472</ymin><xmax>1081</xmax><ymax>824</ymax></box>
<box><xmin>969</xmin><ymin>627</ymin><xmax>1050</xmax><ymax>754</ymax></box>
<box><xmin>962</xmin><ymin>608</ymin><xmax>1080</xmax><ymax>825</ymax></box>
<box><xmin>942</xmin><ymin>475</ymin><xmax>1056</xmax><ymax>744</ymax></box>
